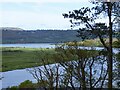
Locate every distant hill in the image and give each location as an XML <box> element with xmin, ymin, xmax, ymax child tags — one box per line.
<box><xmin>2</xmin><ymin>29</ymin><xmax>82</xmax><ymax>44</ymax></box>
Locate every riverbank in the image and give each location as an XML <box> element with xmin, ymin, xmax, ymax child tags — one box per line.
<box><xmin>2</xmin><ymin>47</ymin><xmax>99</xmax><ymax>72</ymax></box>
<box><xmin>1</xmin><ymin>45</ymin><xmax>119</xmax><ymax>72</ymax></box>
<box><xmin>2</xmin><ymin>47</ymin><xmax>56</xmax><ymax>72</ymax></box>
<box><xmin>65</xmin><ymin>38</ymin><xmax>120</xmax><ymax>48</ymax></box>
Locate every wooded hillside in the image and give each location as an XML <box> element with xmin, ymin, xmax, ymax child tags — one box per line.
<box><xmin>2</xmin><ymin>29</ymin><xmax>81</xmax><ymax>43</ymax></box>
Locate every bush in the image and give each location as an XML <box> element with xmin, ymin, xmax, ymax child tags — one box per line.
<box><xmin>19</xmin><ymin>80</ymin><xmax>35</xmax><ymax>88</ymax></box>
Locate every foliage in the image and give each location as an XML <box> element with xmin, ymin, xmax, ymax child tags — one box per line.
<box><xmin>8</xmin><ymin>80</ymin><xmax>36</xmax><ymax>89</ymax></box>
<box><xmin>62</xmin><ymin>1</ymin><xmax>120</xmax><ymax>88</ymax></box>
<box><xmin>19</xmin><ymin>80</ymin><xmax>36</xmax><ymax>88</ymax></box>
<box><xmin>2</xmin><ymin>30</ymin><xmax>81</xmax><ymax>44</ymax></box>
<box><xmin>65</xmin><ymin>38</ymin><xmax>119</xmax><ymax>47</ymax></box>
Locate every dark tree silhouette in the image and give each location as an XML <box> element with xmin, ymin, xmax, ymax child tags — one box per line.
<box><xmin>55</xmin><ymin>42</ymin><xmax>108</xmax><ymax>89</ymax></box>
<box><xmin>62</xmin><ymin>1</ymin><xmax>120</xmax><ymax>89</ymax></box>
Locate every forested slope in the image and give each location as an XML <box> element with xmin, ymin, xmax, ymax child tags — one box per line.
<box><xmin>2</xmin><ymin>29</ymin><xmax>81</xmax><ymax>43</ymax></box>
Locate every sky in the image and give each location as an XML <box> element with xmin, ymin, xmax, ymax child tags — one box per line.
<box><xmin>0</xmin><ymin>0</ymin><xmax>95</xmax><ymax>30</ymax></box>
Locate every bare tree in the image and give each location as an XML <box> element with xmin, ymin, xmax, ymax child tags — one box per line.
<box><xmin>55</xmin><ymin>43</ymin><xmax>108</xmax><ymax>89</ymax></box>
<box><xmin>27</xmin><ymin>51</ymin><xmax>61</xmax><ymax>90</ymax></box>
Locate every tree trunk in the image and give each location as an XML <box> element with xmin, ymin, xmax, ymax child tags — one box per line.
<box><xmin>107</xmin><ymin>2</ymin><xmax>113</xmax><ymax>89</ymax></box>
<box><xmin>81</xmin><ymin>65</ymin><xmax>86</xmax><ymax>89</ymax></box>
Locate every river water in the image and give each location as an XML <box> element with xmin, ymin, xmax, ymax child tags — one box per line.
<box><xmin>1</xmin><ymin>43</ymin><xmax>119</xmax><ymax>54</ymax></box>
<box><xmin>0</xmin><ymin>43</ymin><xmax>55</xmax><ymax>48</ymax></box>
<box><xmin>0</xmin><ymin>43</ymin><xmax>120</xmax><ymax>89</ymax></box>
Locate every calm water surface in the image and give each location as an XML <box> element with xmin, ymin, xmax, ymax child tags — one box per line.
<box><xmin>1</xmin><ymin>43</ymin><xmax>55</xmax><ymax>48</ymax></box>
<box><xmin>1</xmin><ymin>69</ymin><xmax>36</xmax><ymax>88</ymax></box>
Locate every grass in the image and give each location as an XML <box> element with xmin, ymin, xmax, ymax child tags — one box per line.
<box><xmin>1</xmin><ymin>39</ymin><xmax>119</xmax><ymax>72</ymax></box>
<box><xmin>65</xmin><ymin>38</ymin><xmax>120</xmax><ymax>48</ymax></box>
<box><xmin>1</xmin><ymin>47</ymin><xmax>99</xmax><ymax>72</ymax></box>
<box><xmin>1</xmin><ymin>47</ymin><xmax>56</xmax><ymax>72</ymax></box>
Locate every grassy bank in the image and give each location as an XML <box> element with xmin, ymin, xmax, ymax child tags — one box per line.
<box><xmin>2</xmin><ymin>47</ymin><xmax>56</xmax><ymax>72</ymax></box>
<box><xmin>65</xmin><ymin>38</ymin><xmax>120</xmax><ymax>48</ymax></box>
<box><xmin>2</xmin><ymin>47</ymin><xmax>99</xmax><ymax>72</ymax></box>
<box><xmin>0</xmin><ymin>39</ymin><xmax>119</xmax><ymax>72</ymax></box>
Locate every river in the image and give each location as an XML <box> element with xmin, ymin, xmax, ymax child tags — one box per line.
<box><xmin>0</xmin><ymin>43</ymin><xmax>120</xmax><ymax>89</ymax></box>
<box><xmin>0</xmin><ymin>43</ymin><xmax>55</xmax><ymax>48</ymax></box>
<box><xmin>1</xmin><ymin>43</ymin><xmax>119</xmax><ymax>54</ymax></box>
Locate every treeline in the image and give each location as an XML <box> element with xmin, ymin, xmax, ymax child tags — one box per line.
<box><xmin>2</xmin><ymin>30</ymin><xmax>82</xmax><ymax>44</ymax></box>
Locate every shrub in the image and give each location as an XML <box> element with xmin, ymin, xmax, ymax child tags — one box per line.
<box><xmin>19</xmin><ymin>80</ymin><xmax>35</xmax><ymax>88</ymax></box>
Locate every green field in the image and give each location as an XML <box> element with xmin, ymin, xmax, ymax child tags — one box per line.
<box><xmin>1</xmin><ymin>47</ymin><xmax>56</xmax><ymax>72</ymax></box>
<box><xmin>1</xmin><ymin>46</ymin><xmax>99</xmax><ymax>72</ymax></box>
<box><xmin>1</xmin><ymin>39</ymin><xmax>119</xmax><ymax>72</ymax></box>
